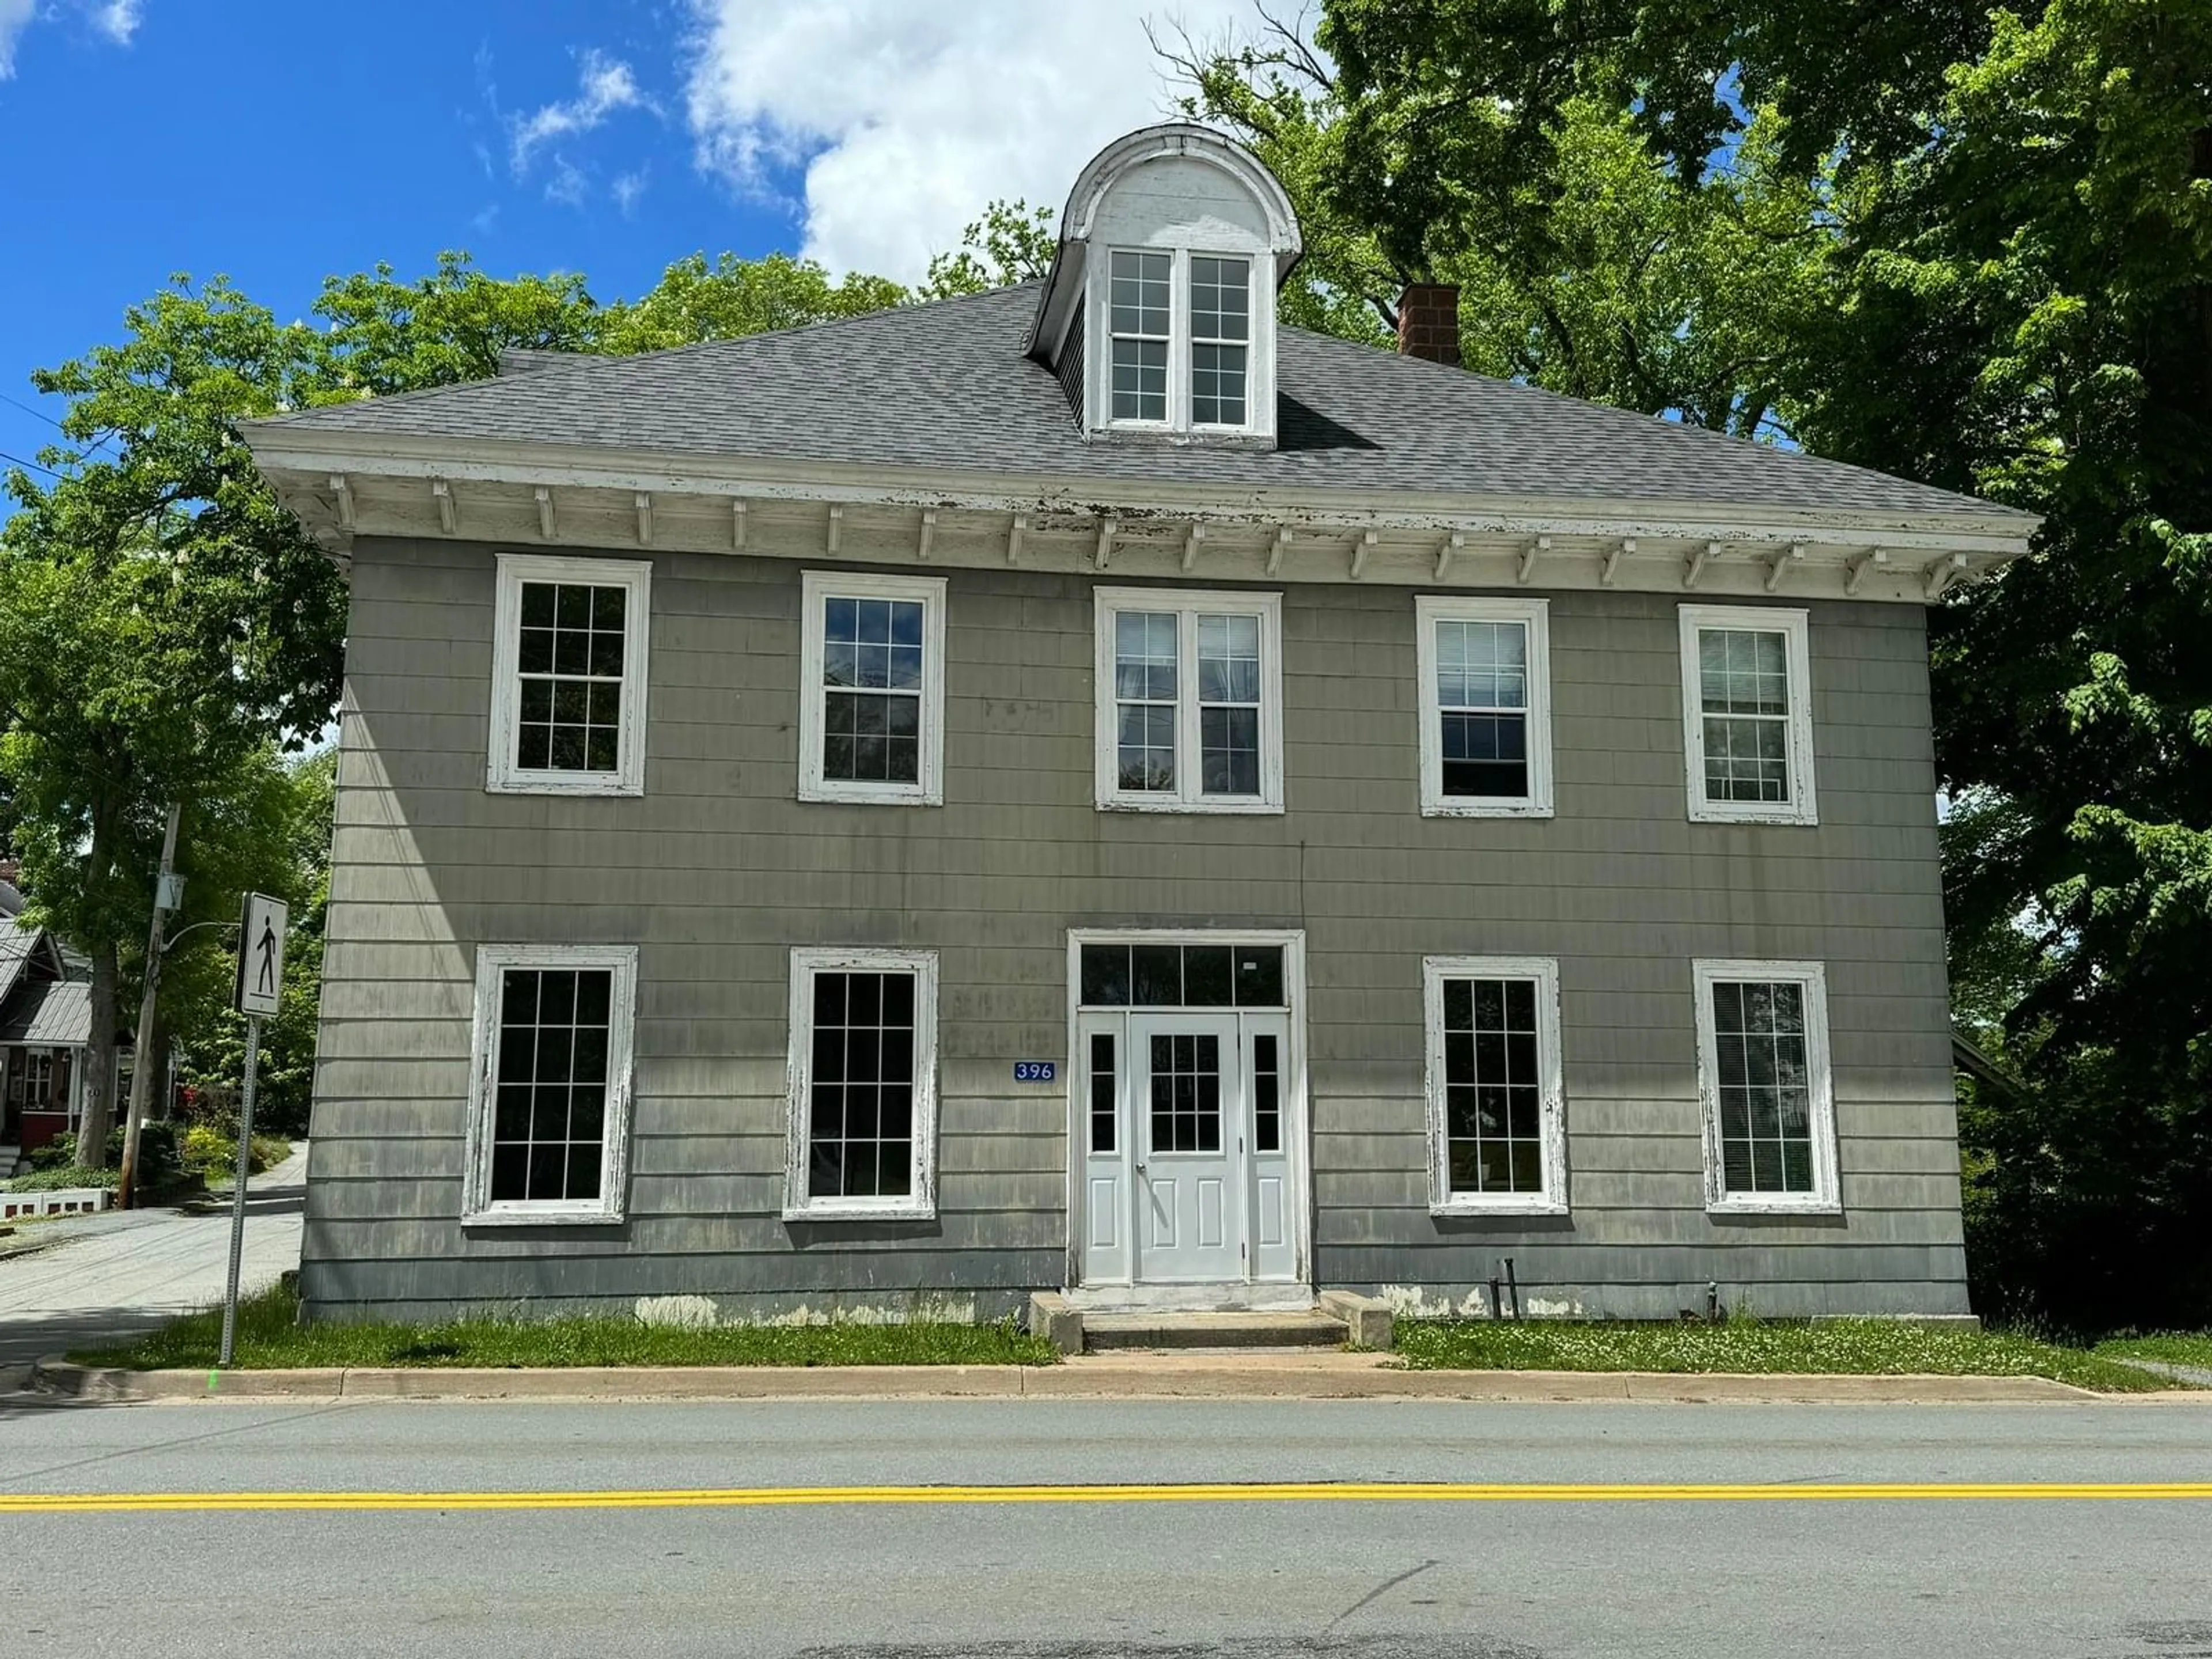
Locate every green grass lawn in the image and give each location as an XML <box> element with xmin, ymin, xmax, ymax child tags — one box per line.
<box><xmin>1395</xmin><ymin>1317</ymin><xmax>2193</xmax><ymax>1392</ymax></box>
<box><xmin>73</xmin><ymin>1283</ymin><xmax>1060</xmax><ymax>1371</ymax></box>
<box><xmin>2093</xmin><ymin>1334</ymin><xmax>2212</xmax><ymax>1373</ymax></box>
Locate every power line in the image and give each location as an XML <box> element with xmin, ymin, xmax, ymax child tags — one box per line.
<box><xmin>0</xmin><ymin>389</ymin><xmax>117</xmax><ymax>457</ymax></box>
<box><xmin>0</xmin><ymin>447</ymin><xmax>66</xmax><ymax>481</ymax></box>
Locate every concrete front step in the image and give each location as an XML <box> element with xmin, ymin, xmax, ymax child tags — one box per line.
<box><xmin>1080</xmin><ymin>1310</ymin><xmax>1348</xmax><ymax>1353</ymax></box>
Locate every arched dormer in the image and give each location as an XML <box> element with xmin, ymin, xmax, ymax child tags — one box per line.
<box><xmin>1029</xmin><ymin>123</ymin><xmax>1302</xmax><ymax>449</ymax></box>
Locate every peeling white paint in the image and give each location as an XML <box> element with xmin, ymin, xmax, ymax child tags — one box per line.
<box><xmin>763</xmin><ymin>1297</ymin><xmax>979</xmax><ymax>1328</ymax></box>
<box><xmin>634</xmin><ymin>1294</ymin><xmax>719</xmax><ymax>1329</ymax></box>
<box><xmin>1523</xmin><ymin>1296</ymin><xmax>1588</xmax><ymax>1318</ymax></box>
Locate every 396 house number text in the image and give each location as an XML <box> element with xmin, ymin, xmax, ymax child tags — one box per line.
<box><xmin>1013</xmin><ymin>1061</ymin><xmax>1058</xmax><ymax>1083</ymax></box>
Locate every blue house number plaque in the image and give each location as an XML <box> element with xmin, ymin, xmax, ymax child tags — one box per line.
<box><xmin>1013</xmin><ymin>1061</ymin><xmax>1058</xmax><ymax>1083</ymax></box>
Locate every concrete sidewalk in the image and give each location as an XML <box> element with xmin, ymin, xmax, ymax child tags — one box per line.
<box><xmin>27</xmin><ymin>1347</ymin><xmax>2157</xmax><ymax>1404</ymax></box>
<box><xmin>0</xmin><ymin>1145</ymin><xmax>305</xmax><ymax>1367</ymax></box>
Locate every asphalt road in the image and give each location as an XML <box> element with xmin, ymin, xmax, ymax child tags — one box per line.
<box><xmin>2</xmin><ymin>1395</ymin><xmax>2207</xmax><ymax>1658</ymax></box>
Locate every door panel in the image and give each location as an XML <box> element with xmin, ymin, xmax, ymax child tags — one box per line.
<box><xmin>1132</xmin><ymin>1013</ymin><xmax>1243</xmax><ymax>1283</ymax></box>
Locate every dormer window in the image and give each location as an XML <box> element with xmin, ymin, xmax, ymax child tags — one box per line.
<box><xmin>1031</xmin><ymin>124</ymin><xmax>1302</xmax><ymax>450</ymax></box>
<box><xmin>1108</xmin><ymin>252</ymin><xmax>1171</xmax><ymax>422</ymax></box>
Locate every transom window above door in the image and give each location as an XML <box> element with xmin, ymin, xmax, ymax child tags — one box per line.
<box><xmin>1093</xmin><ymin>588</ymin><xmax>1283</xmax><ymax>813</ymax></box>
<box><xmin>1678</xmin><ymin>604</ymin><xmax>1817</xmax><ymax>825</ymax></box>
<box><xmin>1416</xmin><ymin>596</ymin><xmax>1554</xmax><ymax>817</ymax></box>
<box><xmin>800</xmin><ymin>571</ymin><xmax>947</xmax><ymax>806</ymax></box>
<box><xmin>1079</xmin><ymin>942</ymin><xmax>1286</xmax><ymax>1007</ymax></box>
<box><xmin>488</xmin><ymin>554</ymin><xmax>653</xmax><ymax>796</ymax></box>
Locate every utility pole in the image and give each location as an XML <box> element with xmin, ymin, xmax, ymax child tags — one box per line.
<box><xmin>118</xmin><ymin>802</ymin><xmax>181</xmax><ymax>1210</ymax></box>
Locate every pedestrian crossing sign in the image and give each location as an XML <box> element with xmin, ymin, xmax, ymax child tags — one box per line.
<box><xmin>234</xmin><ymin>893</ymin><xmax>289</xmax><ymax>1018</ymax></box>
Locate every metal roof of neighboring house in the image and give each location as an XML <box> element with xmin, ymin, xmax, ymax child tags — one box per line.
<box><xmin>248</xmin><ymin>284</ymin><xmax>2031</xmax><ymax>525</ymax></box>
<box><xmin>0</xmin><ymin>976</ymin><xmax>90</xmax><ymax>1047</ymax></box>
<box><xmin>0</xmin><ymin>914</ymin><xmax>43</xmax><ymax>1009</ymax></box>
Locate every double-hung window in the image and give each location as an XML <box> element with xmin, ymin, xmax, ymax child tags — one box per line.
<box><xmin>1693</xmin><ymin>959</ymin><xmax>1839</xmax><ymax>1214</ymax></box>
<box><xmin>1094</xmin><ymin>588</ymin><xmax>1283</xmax><ymax>813</ymax></box>
<box><xmin>462</xmin><ymin>944</ymin><xmax>638</xmax><ymax>1225</ymax></box>
<box><xmin>1679</xmin><ymin>604</ymin><xmax>1816</xmax><ymax>824</ymax></box>
<box><xmin>798</xmin><ymin>571</ymin><xmax>946</xmax><ymax>805</ymax></box>
<box><xmin>1423</xmin><ymin>956</ymin><xmax>1567</xmax><ymax>1214</ymax></box>
<box><xmin>1101</xmin><ymin>249</ymin><xmax>1262</xmax><ymax>435</ymax></box>
<box><xmin>488</xmin><ymin>553</ymin><xmax>652</xmax><ymax>796</ymax></box>
<box><xmin>785</xmin><ymin>948</ymin><xmax>938</xmax><ymax>1220</ymax></box>
<box><xmin>1416</xmin><ymin>596</ymin><xmax>1553</xmax><ymax>817</ymax></box>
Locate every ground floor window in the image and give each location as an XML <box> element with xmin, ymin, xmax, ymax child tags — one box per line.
<box><xmin>1422</xmin><ymin>956</ymin><xmax>1567</xmax><ymax>1215</ymax></box>
<box><xmin>462</xmin><ymin>944</ymin><xmax>637</xmax><ymax>1225</ymax></box>
<box><xmin>1693</xmin><ymin>958</ymin><xmax>1839</xmax><ymax>1213</ymax></box>
<box><xmin>785</xmin><ymin>948</ymin><xmax>938</xmax><ymax>1220</ymax></box>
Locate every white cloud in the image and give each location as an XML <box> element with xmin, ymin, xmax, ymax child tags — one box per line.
<box><xmin>543</xmin><ymin>155</ymin><xmax>589</xmax><ymax>208</ymax></box>
<box><xmin>612</xmin><ymin>166</ymin><xmax>649</xmax><ymax>216</ymax></box>
<box><xmin>91</xmin><ymin>0</ymin><xmax>137</xmax><ymax>43</ymax></box>
<box><xmin>680</xmin><ymin>1</ymin><xmax>1274</xmax><ymax>282</ymax></box>
<box><xmin>0</xmin><ymin>0</ymin><xmax>36</xmax><ymax>79</ymax></box>
<box><xmin>510</xmin><ymin>47</ymin><xmax>653</xmax><ymax>174</ymax></box>
<box><xmin>3</xmin><ymin>0</ymin><xmax>147</xmax><ymax>77</ymax></box>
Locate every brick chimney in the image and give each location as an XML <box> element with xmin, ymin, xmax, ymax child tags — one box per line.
<box><xmin>1396</xmin><ymin>283</ymin><xmax>1461</xmax><ymax>366</ymax></box>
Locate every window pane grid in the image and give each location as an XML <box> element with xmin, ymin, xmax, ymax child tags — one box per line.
<box><xmin>488</xmin><ymin>967</ymin><xmax>612</xmax><ymax>1205</ymax></box>
<box><xmin>1196</xmin><ymin>612</ymin><xmax>1262</xmax><ymax>797</ymax></box>
<box><xmin>1078</xmin><ymin>944</ymin><xmax>1285</xmax><ymax>1007</ymax></box>
<box><xmin>1711</xmin><ymin>979</ymin><xmax>1815</xmax><ymax>1194</ymax></box>
<box><xmin>1435</xmin><ymin>619</ymin><xmax>1529</xmax><ymax>800</ymax></box>
<box><xmin>1109</xmin><ymin>251</ymin><xmax>1171</xmax><ymax>421</ymax></box>
<box><xmin>1114</xmin><ymin>611</ymin><xmax>1178</xmax><ymax>791</ymax></box>
<box><xmin>1441</xmin><ymin>977</ymin><xmax>1544</xmax><ymax>1196</ymax></box>
<box><xmin>808</xmin><ymin>971</ymin><xmax>918</xmax><ymax>1201</ymax></box>
<box><xmin>1190</xmin><ymin>256</ymin><xmax>1249</xmax><ymax>426</ymax></box>
<box><xmin>1149</xmin><ymin>1032</ymin><xmax>1222</xmax><ymax>1154</ymax></box>
<box><xmin>1089</xmin><ymin>1033</ymin><xmax>1116</xmax><ymax>1155</ymax></box>
<box><xmin>822</xmin><ymin>594</ymin><xmax>925</xmax><ymax>785</ymax></box>
<box><xmin>1253</xmin><ymin>1032</ymin><xmax>1281</xmax><ymax>1154</ymax></box>
<box><xmin>514</xmin><ymin>581</ymin><xmax>626</xmax><ymax>774</ymax></box>
<box><xmin>1699</xmin><ymin>627</ymin><xmax>1792</xmax><ymax>802</ymax></box>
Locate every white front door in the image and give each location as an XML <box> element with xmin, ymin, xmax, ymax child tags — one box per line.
<box><xmin>1131</xmin><ymin>1013</ymin><xmax>1242</xmax><ymax>1283</ymax></box>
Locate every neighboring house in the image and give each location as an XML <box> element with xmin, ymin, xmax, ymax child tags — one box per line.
<box><xmin>0</xmin><ymin>881</ymin><xmax>97</xmax><ymax>1165</ymax></box>
<box><xmin>241</xmin><ymin>125</ymin><xmax>2040</xmax><ymax>1325</ymax></box>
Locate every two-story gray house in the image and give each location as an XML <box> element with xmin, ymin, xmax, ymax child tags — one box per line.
<box><xmin>243</xmin><ymin>124</ymin><xmax>2038</xmax><ymax>1327</ymax></box>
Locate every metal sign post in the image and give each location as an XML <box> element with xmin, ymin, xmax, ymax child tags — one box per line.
<box><xmin>219</xmin><ymin>893</ymin><xmax>287</xmax><ymax>1369</ymax></box>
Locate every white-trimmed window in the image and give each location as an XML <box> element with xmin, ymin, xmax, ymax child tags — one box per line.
<box><xmin>1099</xmin><ymin>248</ymin><xmax>1267</xmax><ymax>436</ymax></box>
<box><xmin>1693</xmin><ymin>959</ymin><xmax>1839</xmax><ymax>1214</ymax></box>
<box><xmin>1094</xmin><ymin>588</ymin><xmax>1283</xmax><ymax>813</ymax></box>
<box><xmin>798</xmin><ymin>571</ymin><xmax>946</xmax><ymax>806</ymax></box>
<box><xmin>1423</xmin><ymin>956</ymin><xmax>1567</xmax><ymax>1215</ymax></box>
<box><xmin>785</xmin><ymin>948</ymin><xmax>938</xmax><ymax>1220</ymax></box>
<box><xmin>1679</xmin><ymin>604</ymin><xmax>1816</xmax><ymax>825</ymax></box>
<box><xmin>462</xmin><ymin>944</ymin><xmax>638</xmax><ymax>1225</ymax></box>
<box><xmin>488</xmin><ymin>553</ymin><xmax>652</xmax><ymax>796</ymax></box>
<box><xmin>1416</xmin><ymin>596</ymin><xmax>1553</xmax><ymax>817</ymax></box>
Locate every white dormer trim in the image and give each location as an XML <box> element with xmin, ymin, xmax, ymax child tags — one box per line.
<box><xmin>1031</xmin><ymin>123</ymin><xmax>1302</xmax><ymax>450</ymax></box>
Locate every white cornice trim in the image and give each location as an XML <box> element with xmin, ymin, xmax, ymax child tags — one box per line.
<box><xmin>243</xmin><ymin>427</ymin><xmax>2041</xmax><ymax>556</ymax></box>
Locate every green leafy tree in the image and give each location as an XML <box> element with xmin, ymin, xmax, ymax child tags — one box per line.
<box><xmin>918</xmin><ymin>200</ymin><xmax>1059</xmax><ymax>298</ymax></box>
<box><xmin>1291</xmin><ymin>0</ymin><xmax>2212</xmax><ymax>1328</ymax></box>
<box><xmin>599</xmin><ymin>253</ymin><xmax>908</xmax><ymax>351</ymax></box>
<box><xmin>1163</xmin><ymin>15</ymin><xmax>1827</xmax><ymax>431</ymax></box>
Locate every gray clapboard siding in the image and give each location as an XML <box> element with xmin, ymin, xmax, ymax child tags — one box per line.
<box><xmin>302</xmin><ymin>536</ymin><xmax>1969</xmax><ymax>1322</ymax></box>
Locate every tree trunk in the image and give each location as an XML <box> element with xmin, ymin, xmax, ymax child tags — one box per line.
<box><xmin>75</xmin><ymin>797</ymin><xmax>122</xmax><ymax>1162</ymax></box>
<box><xmin>79</xmin><ymin>946</ymin><xmax>119</xmax><ymax>1162</ymax></box>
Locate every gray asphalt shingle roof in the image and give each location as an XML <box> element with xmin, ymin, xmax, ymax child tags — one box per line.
<box><xmin>256</xmin><ymin>283</ymin><xmax>2012</xmax><ymax>521</ymax></box>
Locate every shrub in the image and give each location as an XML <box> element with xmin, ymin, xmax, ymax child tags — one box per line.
<box><xmin>5</xmin><ymin>1164</ymin><xmax>119</xmax><ymax>1192</ymax></box>
<box><xmin>26</xmin><ymin>1133</ymin><xmax>79</xmax><ymax>1172</ymax></box>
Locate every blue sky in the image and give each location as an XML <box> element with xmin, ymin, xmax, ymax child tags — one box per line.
<box><xmin>0</xmin><ymin>0</ymin><xmax>1262</xmax><ymax>483</ymax></box>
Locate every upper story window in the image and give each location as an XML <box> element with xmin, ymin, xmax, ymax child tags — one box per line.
<box><xmin>488</xmin><ymin>552</ymin><xmax>652</xmax><ymax>797</ymax></box>
<box><xmin>798</xmin><ymin>570</ymin><xmax>946</xmax><ymax>806</ymax></box>
<box><xmin>1679</xmin><ymin>604</ymin><xmax>1817</xmax><ymax>825</ymax></box>
<box><xmin>1030</xmin><ymin>126</ymin><xmax>1301</xmax><ymax>448</ymax></box>
<box><xmin>1093</xmin><ymin>588</ymin><xmax>1283</xmax><ymax>814</ymax></box>
<box><xmin>1416</xmin><ymin>596</ymin><xmax>1553</xmax><ymax>818</ymax></box>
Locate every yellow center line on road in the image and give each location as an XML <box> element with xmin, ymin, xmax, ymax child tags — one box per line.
<box><xmin>5</xmin><ymin>1482</ymin><xmax>2212</xmax><ymax>1514</ymax></box>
